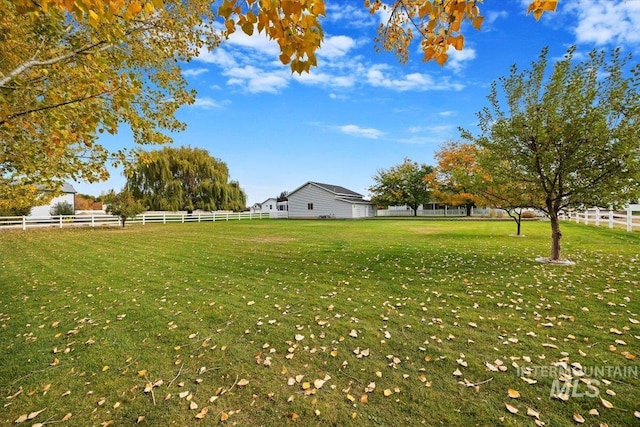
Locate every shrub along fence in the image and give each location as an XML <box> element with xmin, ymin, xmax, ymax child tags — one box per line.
<box><xmin>0</xmin><ymin>211</ymin><xmax>270</xmax><ymax>231</ymax></box>
<box><xmin>560</xmin><ymin>204</ymin><xmax>640</xmax><ymax>232</ymax></box>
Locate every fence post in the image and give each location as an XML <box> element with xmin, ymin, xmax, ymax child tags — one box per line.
<box><xmin>585</xmin><ymin>209</ymin><xmax>589</xmax><ymax>225</ymax></box>
<box><xmin>608</xmin><ymin>209</ymin><xmax>613</xmax><ymax>229</ymax></box>
<box><xmin>181</xmin><ymin>214</ymin><xmax>185</xmax><ymax>224</ymax></box>
<box><xmin>627</xmin><ymin>205</ymin><xmax>633</xmax><ymax>232</ymax></box>
<box><xmin>213</xmin><ymin>212</ymin><xmax>216</xmax><ymax>222</ymax></box>
<box><xmin>595</xmin><ymin>207</ymin><xmax>600</xmax><ymax>227</ymax></box>
<box><xmin>59</xmin><ymin>215</ymin><xmax>63</xmax><ymax>228</ymax></box>
<box><xmin>445</xmin><ymin>206</ymin><xmax>448</xmax><ymax>217</ymax></box>
<box><xmin>575</xmin><ymin>211</ymin><xmax>579</xmax><ymax>224</ymax></box>
<box><xmin>142</xmin><ymin>214</ymin><xmax>146</xmax><ymax>225</ymax></box>
<box><xmin>22</xmin><ymin>216</ymin><xmax>26</xmax><ymax>231</ymax></box>
<box><xmin>163</xmin><ymin>213</ymin><xmax>166</xmax><ymax>224</ymax></box>
<box><xmin>91</xmin><ymin>214</ymin><xmax>95</xmax><ymax>227</ymax></box>
<box><xmin>226</xmin><ymin>213</ymin><xmax>229</xmax><ymax>221</ymax></box>
<box><xmin>198</xmin><ymin>213</ymin><xmax>201</xmax><ymax>223</ymax></box>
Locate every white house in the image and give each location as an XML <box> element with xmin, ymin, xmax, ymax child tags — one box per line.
<box><xmin>30</xmin><ymin>183</ymin><xmax>77</xmax><ymax>217</ymax></box>
<box><xmin>287</xmin><ymin>182</ymin><xmax>376</xmax><ymax>219</ymax></box>
<box><xmin>250</xmin><ymin>197</ymin><xmax>278</xmax><ymax>214</ymax></box>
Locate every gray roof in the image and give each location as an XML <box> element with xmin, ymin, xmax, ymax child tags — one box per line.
<box><xmin>35</xmin><ymin>182</ymin><xmax>77</xmax><ymax>193</ymax></box>
<box><xmin>310</xmin><ymin>182</ymin><xmax>363</xmax><ymax>198</ymax></box>
<box><xmin>61</xmin><ymin>183</ymin><xmax>77</xmax><ymax>193</ymax></box>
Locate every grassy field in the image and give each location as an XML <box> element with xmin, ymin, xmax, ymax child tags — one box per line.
<box><xmin>0</xmin><ymin>219</ymin><xmax>638</xmax><ymax>426</ymax></box>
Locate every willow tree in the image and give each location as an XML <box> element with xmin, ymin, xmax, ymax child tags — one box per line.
<box><xmin>126</xmin><ymin>147</ymin><xmax>246</xmax><ymax>212</ymax></box>
<box><xmin>2</xmin><ymin>0</ymin><xmax>556</xmax><ymax>206</ymax></box>
<box><xmin>465</xmin><ymin>46</ymin><xmax>640</xmax><ymax>262</ymax></box>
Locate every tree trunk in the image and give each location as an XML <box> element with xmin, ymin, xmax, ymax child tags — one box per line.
<box><xmin>121</xmin><ymin>217</ymin><xmax>127</xmax><ymax>228</ymax></box>
<box><xmin>516</xmin><ymin>211</ymin><xmax>522</xmax><ymax>236</ymax></box>
<box><xmin>465</xmin><ymin>203</ymin><xmax>472</xmax><ymax>216</ymax></box>
<box><xmin>549</xmin><ymin>212</ymin><xmax>562</xmax><ymax>260</ymax></box>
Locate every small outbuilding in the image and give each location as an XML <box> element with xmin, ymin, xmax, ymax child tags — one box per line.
<box><xmin>287</xmin><ymin>182</ymin><xmax>376</xmax><ymax>219</ymax></box>
<box><xmin>250</xmin><ymin>197</ymin><xmax>278</xmax><ymax>214</ymax></box>
<box><xmin>29</xmin><ymin>182</ymin><xmax>77</xmax><ymax>217</ymax></box>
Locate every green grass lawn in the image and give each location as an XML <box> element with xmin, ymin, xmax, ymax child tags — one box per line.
<box><xmin>1</xmin><ymin>219</ymin><xmax>638</xmax><ymax>426</ymax></box>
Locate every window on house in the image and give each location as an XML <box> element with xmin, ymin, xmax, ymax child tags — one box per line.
<box><xmin>269</xmin><ymin>205</ymin><xmax>272</xmax><ymax>210</ymax></box>
<box><xmin>307</xmin><ymin>203</ymin><xmax>314</xmax><ymax>210</ymax></box>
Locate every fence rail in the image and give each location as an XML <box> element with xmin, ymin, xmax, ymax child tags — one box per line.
<box><xmin>561</xmin><ymin>205</ymin><xmax>640</xmax><ymax>232</ymax></box>
<box><xmin>377</xmin><ymin>207</ymin><xmax>467</xmax><ymax>217</ymax></box>
<box><xmin>0</xmin><ymin>211</ymin><xmax>269</xmax><ymax>231</ymax></box>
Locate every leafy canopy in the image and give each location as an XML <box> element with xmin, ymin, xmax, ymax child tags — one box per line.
<box><xmin>465</xmin><ymin>45</ymin><xmax>640</xmax><ymax>260</ymax></box>
<box><xmin>104</xmin><ymin>190</ymin><xmax>146</xmax><ymax>227</ymax></box>
<box><xmin>126</xmin><ymin>147</ymin><xmax>247</xmax><ymax>212</ymax></box>
<box><xmin>369</xmin><ymin>158</ymin><xmax>433</xmax><ymax>215</ymax></box>
<box><xmin>1</xmin><ymin>0</ymin><xmax>556</xmax><ymax>206</ymax></box>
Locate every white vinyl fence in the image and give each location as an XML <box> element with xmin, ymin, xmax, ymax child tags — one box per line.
<box><xmin>560</xmin><ymin>204</ymin><xmax>640</xmax><ymax>232</ymax></box>
<box><xmin>376</xmin><ymin>206</ymin><xmax>497</xmax><ymax>217</ymax></box>
<box><xmin>0</xmin><ymin>211</ymin><xmax>270</xmax><ymax>231</ymax></box>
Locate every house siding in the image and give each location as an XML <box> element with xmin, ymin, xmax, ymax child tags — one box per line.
<box><xmin>259</xmin><ymin>198</ymin><xmax>277</xmax><ymax>213</ymax></box>
<box><xmin>288</xmin><ymin>183</ymin><xmax>375</xmax><ymax>219</ymax></box>
<box><xmin>30</xmin><ymin>192</ymin><xmax>75</xmax><ymax>217</ymax></box>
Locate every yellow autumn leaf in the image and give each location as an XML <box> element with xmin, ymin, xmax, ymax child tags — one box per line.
<box><xmin>195</xmin><ymin>407</ymin><xmax>209</xmax><ymax>419</ymax></box>
<box><xmin>220</xmin><ymin>411</ymin><xmax>229</xmax><ymax>421</ymax></box>
<box><xmin>508</xmin><ymin>389</ymin><xmax>520</xmax><ymax>398</ymax></box>
<box><xmin>237</xmin><ymin>378</ymin><xmax>249</xmax><ymax>387</ymax></box>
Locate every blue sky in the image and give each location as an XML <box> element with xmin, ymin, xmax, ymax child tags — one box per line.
<box><xmin>73</xmin><ymin>0</ymin><xmax>640</xmax><ymax>206</ymax></box>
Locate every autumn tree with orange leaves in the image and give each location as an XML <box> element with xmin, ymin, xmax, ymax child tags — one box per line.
<box><xmin>1</xmin><ymin>0</ymin><xmax>558</xmax><ymax>209</ymax></box>
<box><xmin>424</xmin><ymin>141</ymin><xmax>484</xmax><ymax>216</ymax></box>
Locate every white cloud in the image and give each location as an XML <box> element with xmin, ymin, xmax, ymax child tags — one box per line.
<box><xmin>366</xmin><ymin>65</ymin><xmax>464</xmax><ymax>92</ymax></box>
<box><xmin>339</xmin><ymin>124</ymin><xmax>384</xmax><ymax>139</ymax></box>
<box><xmin>318</xmin><ymin>35</ymin><xmax>357</xmax><ymax>59</ymax></box>
<box><xmin>225</xmin><ymin>66</ymin><xmax>289</xmax><ymax>93</ymax></box>
<box><xmin>293</xmin><ymin>71</ymin><xmax>355</xmax><ymax>88</ymax></box>
<box><xmin>324</xmin><ymin>3</ymin><xmax>376</xmax><ymax>27</ymax></box>
<box><xmin>225</xmin><ymin>28</ymin><xmax>281</xmax><ymax>56</ymax></box>
<box><xmin>567</xmin><ymin>0</ymin><xmax>640</xmax><ymax>46</ymax></box>
<box><xmin>191</xmin><ymin>97</ymin><xmax>229</xmax><ymax>109</ymax></box>
<box><xmin>196</xmin><ymin>47</ymin><xmax>237</xmax><ymax>68</ymax></box>
<box><xmin>447</xmin><ymin>47</ymin><xmax>477</xmax><ymax>73</ymax></box>
<box><xmin>486</xmin><ymin>10</ymin><xmax>509</xmax><ymax>25</ymax></box>
<box><xmin>183</xmin><ymin>68</ymin><xmax>209</xmax><ymax>77</ymax></box>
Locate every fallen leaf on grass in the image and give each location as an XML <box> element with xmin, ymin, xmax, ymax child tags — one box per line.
<box><xmin>508</xmin><ymin>389</ymin><xmax>520</xmax><ymax>398</ymax></box>
<box><xmin>600</xmin><ymin>397</ymin><xmax>614</xmax><ymax>409</ymax></box>
<box><xmin>526</xmin><ymin>407</ymin><xmax>539</xmax><ymax>419</ymax></box>
<box><xmin>505</xmin><ymin>402</ymin><xmax>518</xmax><ymax>414</ymax></box>
<box><xmin>237</xmin><ymin>379</ymin><xmax>249</xmax><ymax>387</ymax></box>
<box><xmin>573</xmin><ymin>413</ymin><xmax>585</xmax><ymax>423</ymax></box>
<box><xmin>195</xmin><ymin>407</ymin><xmax>209</xmax><ymax>419</ymax></box>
